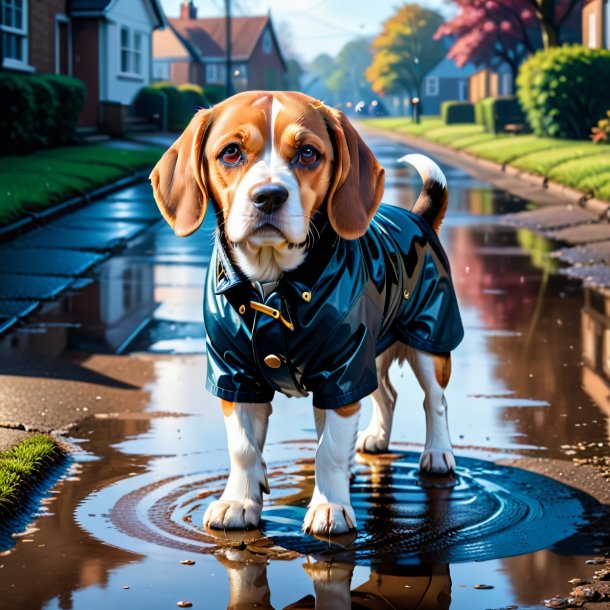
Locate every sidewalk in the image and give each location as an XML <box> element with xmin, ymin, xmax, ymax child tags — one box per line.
<box><xmin>359</xmin><ymin>122</ymin><xmax>610</xmax><ymax>290</ymax></box>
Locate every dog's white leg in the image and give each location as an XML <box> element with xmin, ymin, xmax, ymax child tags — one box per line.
<box><xmin>356</xmin><ymin>350</ymin><xmax>397</xmax><ymax>453</ymax></box>
<box><xmin>303</xmin><ymin>404</ymin><xmax>359</xmax><ymax>536</ymax></box>
<box><xmin>303</xmin><ymin>558</ymin><xmax>354</xmax><ymax>610</ymax></box>
<box><xmin>406</xmin><ymin>348</ymin><xmax>456</xmax><ymax>475</ymax></box>
<box><xmin>204</xmin><ymin>401</ymin><xmax>271</xmax><ymax>529</ymax></box>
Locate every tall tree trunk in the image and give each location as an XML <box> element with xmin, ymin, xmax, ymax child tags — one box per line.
<box><xmin>537</xmin><ymin>0</ymin><xmax>561</xmax><ymax>48</ymax></box>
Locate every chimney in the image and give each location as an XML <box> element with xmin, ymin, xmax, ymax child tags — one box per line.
<box><xmin>180</xmin><ymin>1</ymin><xmax>197</xmax><ymax>19</ymax></box>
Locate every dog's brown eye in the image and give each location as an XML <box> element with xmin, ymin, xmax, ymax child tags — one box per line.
<box><xmin>220</xmin><ymin>144</ymin><xmax>242</xmax><ymax>166</ymax></box>
<box><xmin>296</xmin><ymin>146</ymin><xmax>320</xmax><ymax>167</ymax></box>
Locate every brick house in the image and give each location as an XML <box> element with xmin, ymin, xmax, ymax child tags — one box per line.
<box><xmin>583</xmin><ymin>0</ymin><xmax>610</xmax><ymax>48</ymax></box>
<box><xmin>0</xmin><ymin>0</ymin><xmax>166</xmax><ymax>127</ymax></box>
<box><xmin>153</xmin><ymin>1</ymin><xmax>287</xmax><ymax>93</ymax></box>
<box><xmin>469</xmin><ymin>65</ymin><xmax>514</xmax><ymax>103</ymax></box>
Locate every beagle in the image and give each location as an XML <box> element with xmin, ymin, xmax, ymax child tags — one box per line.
<box><xmin>150</xmin><ymin>91</ymin><xmax>463</xmax><ymax>537</ymax></box>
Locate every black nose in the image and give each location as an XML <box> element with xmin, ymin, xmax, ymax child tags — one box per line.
<box><xmin>250</xmin><ymin>184</ymin><xmax>289</xmax><ymax>214</ymax></box>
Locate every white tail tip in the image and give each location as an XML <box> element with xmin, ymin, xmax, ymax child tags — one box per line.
<box><xmin>398</xmin><ymin>153</ymin><xmax>447</xmax><ymax>189</ymax></box>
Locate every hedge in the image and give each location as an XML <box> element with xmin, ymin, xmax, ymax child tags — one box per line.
<box><xmin>475</xmin><ymin>96</ymin><xmax>526</xmax><ymax>134</ymax></box>
<box><xmin>441</xmin><ymin>101</ymin><xmax>475</xmax><ymax>125</ymax></box>
<box><xmin>134</xmin><ymin>86</ymin><xmax>168</xmax><ymax>130</ymax></box>
<box><xmin>0</xmin><ymin>73</ymin><xmax>85</xmax><ymax>155</ymax></box>
<box><xmin>178</xmin><ymin>83</ymin><xmax>208</xmax><ymax>126</ymax></box>
<box><xmin>150</xmin><ymin>82</ymin><xmax>187</xmax><ymax>130</ymax></box>
<box><xmin>517</xmin><ymin>44</ymin><xmax>610</xmax><ymax>139</ymax></box>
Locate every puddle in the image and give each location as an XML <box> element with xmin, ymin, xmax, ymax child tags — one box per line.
<box><xmin>0</xmin><ymin>134</ymin><xmax>608</xmax><ymax>609</ymax></box>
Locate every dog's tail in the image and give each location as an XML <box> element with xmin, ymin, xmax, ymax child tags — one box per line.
<box><xmin>398</xmin><ymin>154</ymin><xmax>448</xmax><ymax>234</ymax></box>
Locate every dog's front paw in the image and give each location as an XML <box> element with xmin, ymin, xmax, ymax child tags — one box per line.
<box><xmin>419</xmin><ymin>448</ymin><xmax>456</xmax><ymax>475</ymax></box>
<box><xmin>302</xmin><ymin>503</ymin><xmax>356</xmax><ymax>536</ymax></box>
<box><xmin>356</xmin><ymin>429</ymin><xmax>389</xmax><ymax>454</ymax></box>
<box><xmin>204</xmin><ymin>498</ymin><xmax>262</xmax><ymax>530</ymax></box>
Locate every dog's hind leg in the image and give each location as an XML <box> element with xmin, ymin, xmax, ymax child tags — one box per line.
<box><xmin>405</xmin><ymin>347</ymin><xmax>456</xmax><ymax>475</ymax></box>
<box><xmin>204</xmin><ymin>401</ymin><xmax>271</xmax><ymax>530</ymax></box>
<box><xmin>356</xmin><ymin>347</ymin><xmax>397</xmax><ymax>454</ymax></box>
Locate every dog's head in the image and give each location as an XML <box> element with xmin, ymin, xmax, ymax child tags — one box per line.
<box><xmin>150</xmin><ymin>91</ymin><xmax>385</xmax><ymax>281</ymax></box>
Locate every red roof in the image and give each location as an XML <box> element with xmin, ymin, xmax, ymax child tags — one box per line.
<box><xmin>169</xmin><ymin>15</ymin><xmax>271</xmax><ymax>60</ymax></box>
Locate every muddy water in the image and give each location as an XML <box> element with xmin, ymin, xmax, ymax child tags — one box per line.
<box><xmin>0</xmin><ymin>133</ymin><xmax>609</xmax><ymax>610</ymax></box>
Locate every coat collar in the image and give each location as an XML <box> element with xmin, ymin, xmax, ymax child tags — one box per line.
<box><xmin>213</xmin><ymin>204</ymin><xmax>340</xmax><ymax>299</ymax></box>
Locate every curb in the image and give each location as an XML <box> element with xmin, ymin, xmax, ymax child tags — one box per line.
<box><xmin>0</xmin><ymin>166</ymin><xmax>154</xmax><ymax>244</ymax></box>
<box><xmin>358</xmin><ymin>123</ymin><xmax>610</xmax><ymax>220</ymax></box>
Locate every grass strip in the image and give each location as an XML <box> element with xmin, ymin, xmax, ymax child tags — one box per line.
<box><xmin>0</xmin><ymin>434</ymin><xmax>65</xmax><ymax>519</ymax></box>
<box><xmin>362</xmin><ymin>117</ymin><xmax>610</xmax><ymax>201</ymax></box>
<box><xmin>0</xmin><ymin>143</ymin><xmax>164</xmax><ymax>226</ymax></box>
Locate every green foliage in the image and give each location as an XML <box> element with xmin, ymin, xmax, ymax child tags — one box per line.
<box><xmin>0</xmin><ymin>73</ymin><xmax>36</xmax><ymax>154</ymax></box>
<box><xmin>367</xmin><ymin>4</ymin><xmax>446</xmax><ymax>98</ymax></box>
<box><xmin>517</xmin><ymin>45</ymin><xmax>610</xmax><ymax>139</ymax></box>
<box><xmin>178</xmin><ymin>83</ymin><xmax>208</xmax><ymax>125</ymax></box>
<box><xmin>203</xmin><ymin>84</ymin><xmax>225</xmax><ymax>105</ymax></box>
<box><xmin>41</xmin><ymin>74</ymin><xmax>87</xmax><ymax>145</ymax></box>
<box><xmin>134</xmin><ymin>86</ymin><xmax>168</xmax><ymax>130</ymax></box>
<box><xmin>591</xmin><ymin>111</ymin><xmax>610</xmax><ymax>144</ymax></box>
<box><xmin>475</xmin><ymin>97</ymin><xmax>525</xmax><ymax>134</ymax></box>
<box><xmin>0</xmin><ymin>144</ymin><xmax>164</xmax><ymax>225</ymax></box>
<box><xmin>28</xmin><ymin>77</ymin><xmax>58</xmax><ymax>149</ymax></box>
<box><xmin>0</xmin><ymin>435</ymin><xmax>64</xmax><ymax>516</ymax></box>
<box><xmin>150</xmin><ymin>81</ymin><xmax>184</xmax><ymax>130</ymax></box>
<box><xmin>441</xmin><ymin>101</ymin><xmax>475</xmax><ymax>124</ymax></box>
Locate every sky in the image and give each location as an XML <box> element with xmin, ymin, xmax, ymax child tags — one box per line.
<box><xmin>159</xmin><ymin>0</ymin><xmax>453</xmax><ymax>62</ymax></box>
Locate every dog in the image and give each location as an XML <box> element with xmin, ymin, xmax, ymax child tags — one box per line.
<box><xmin>150</xmin><ymin>91</ymin><xmax>463</xmax><ymax>537</ymax></box>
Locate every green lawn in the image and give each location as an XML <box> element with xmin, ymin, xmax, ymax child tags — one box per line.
<box><xmin>0</xmin><ymin>435</ymin><xmax>65</xmax><ymax>518</ymax></box>
<box><xmin>362</xmin><ymin>117</ymin><xmax>610</xmax><ymax>201</ymax></box>
<box><xmin>0</xmin><ymin>143</ymin><xmax>164</xmax><ymax>226</ymax></box>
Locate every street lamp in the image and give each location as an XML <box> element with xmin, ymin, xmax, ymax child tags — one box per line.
<box><xmin>412</xmin><ymin>56</ymin><xmax>421</xmax><ymax>124</ymax></box>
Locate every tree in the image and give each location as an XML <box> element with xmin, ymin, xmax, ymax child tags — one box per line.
<box><xmin>366</xmin><ymin>5</ymin><xmax>446</xmax><ymax>104</ymax></box>
<box><xmin>325</xmin><ymin>39</ymin><xmax>374</xmax><ymax>105</ymax></box>
<box><xmin>435</xmin><ymin>0</ymin><xmax>581</xmax><ymax>82</ymax></box>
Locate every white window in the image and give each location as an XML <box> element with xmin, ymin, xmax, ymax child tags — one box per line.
<box><xmin>206</xmin><ymin>63</ymin><xmax>219</xmax><ymax>83</ymax></box>
<box><xmin>425</xmin><ymin>76</ymin><xmax>439</xmax><ymax>96</ymax></box>
<box><xmin>458</xmin><ymin>80</ymin><xmax>467</xmax><ymax>101</ymax></box>
<box><xmin>589</xmin><ymin>11</ymin><xmax>598</xmax><ymax>48</ymax></box>
<box><xmin>120</xmin><ymin>26</ymin><xmax>144</xmax><ymax>76</ymax></box>
<box><xmin>153</xmin><ymin>61</ymin><xmax>170</xmax><ymax>81</ymax></box>
<box><xmin>1</xmin><ymin>0</ymin><xmax>29</xmax><ymax>69</ymax></box>
<box><xmin>501</xmin><ymin>72</ymin><xmax>512</xmax><ymax>95</ymax></box>
<box><xmin>262</xmin><ymin>29</ymin><xmax>272</xmax><ymax>55</ymax></box>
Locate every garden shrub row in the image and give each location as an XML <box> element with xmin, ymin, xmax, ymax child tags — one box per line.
<box><xmin>441</xmin><ymin>101</ymin><xmax>475</xmax><ymax>125</ymax></box>
<box><xmin>136</xmin><ymin>82</ymin><xmax>225</xmax><ymax>131</ymax></box>
<box><xmin>0</xmin><ymin>73</ymin><xmax>86</xmax><ymax>155</ymax></box>
<box><xmin>475</xmin><ymin>97</ymin><xmax>526</xmax><ymax>134</ymax></box>
<box><xmin>517</xmin><ymin>44</ymin><xmax>610</xmax><ymax>140</ymax></box>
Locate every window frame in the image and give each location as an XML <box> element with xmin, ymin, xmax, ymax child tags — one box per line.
<box><xmin>206</xmin><ymin>62</ymin><xmax>219</xmax><ymax>83</ymax></box>
<box><xmin>425</xmin><ymin>76</ymin><xmax>440</xmax><ymax>97</ymax></box>
<box><xmin>119</xmin><ymin>25</ymin><xmax>144</xmax><ymax>78</ymax></box>
<box><xmin>1</xmin><ymin>0</ymin><xmax>32</xmax><ymax>71</ymax></box>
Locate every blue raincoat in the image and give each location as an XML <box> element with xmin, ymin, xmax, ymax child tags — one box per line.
<box><xmin>204</xmin><ymin>204</ymin><xmax>463</xmax><ymax>409</ymax></box>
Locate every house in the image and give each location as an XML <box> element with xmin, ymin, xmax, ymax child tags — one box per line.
<box><xmin>420</xmin><ymin>58</ymin><xmax>475</xmax><ymax>115</ymax></box>
<box><xmin>469</xmin><ymin>65</ymin><xmax>513</xmax><ymax>103</ymax></box>
<box><xmin>0</xmin><ymin>0</ymin><xmax>166</xmax><ymax>128</ymax></box>
<box><xmin>583</xmin><ymin>0</ymin><xmax>610</xmax><ymax>48</ymax></box>
<box><xmin>153</xmin><ymin>1</ymin><xmax>287</xmax><ymax>93</ymax></box>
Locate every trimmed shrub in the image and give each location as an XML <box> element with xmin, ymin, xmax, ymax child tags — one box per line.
<box><xmin>203</xmin><ymin>84</ymin><xmax>225</xmax><ymax>105</ymax></box>
<box><xmin>517</xmin><ymin>45</ymin><xmax>610</xmax><ymax>139</ymax></box>
<box><xmin>178</xmin><ymin>83</ymin><xmax>208</xmax><ymax>127</ymax></box>
<box><xmin>441</xmin><ymin>101</ymin><xmax>475</xmax><ymax>124</ymax></box>
<box><xmin>28</xmin><ymin>76</ymin><xmax>58</xmax><ymax>149</ymax></box>
<box><xmin>134</xmin><ymin>86</ymin><xmax>168</xmax><ymax>130</ymax></box>
<box><xmin>40</xmin><ymin>74</ymin><xmax>87</xmax><ymax>145</ymax></box>
<box><xmin>475</xmin><ymin>96</ymin><xmax>526</xmax><ymax>134</ymax></box>
<box><xmin>0</xmin><ymin>74</ymin><xmax>36</xmax><ymax>154</ymax></box>
<box><xmin>150</xmin><ymin>81</ymin><xmax>184</xmax><ymax>130</ymax></box>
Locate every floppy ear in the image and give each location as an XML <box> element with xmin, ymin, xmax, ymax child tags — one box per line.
<box><xmin>320</xmin><ymin>106</ymin><xmax>385</xmax><ymax>239</ymax></box>
<box><xmin>150</xmin><ymin>108</ymin><xmax>212</xmax><ymax>237</ymax></box>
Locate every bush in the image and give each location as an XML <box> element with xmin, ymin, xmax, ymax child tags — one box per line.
<box><xmin>134</xmin><ymin>86</ymin><xmax>168</xmax><ymax>130</ymax></box>
<box><xmin>150</xmin><ymin>81</ymin><xmax>185</xmax><ymax>130</ymax></box>
<box><xmin>178</xmin><ymin>83</ymin><xmax>208</xmax><ymax>126</ymax></box>
<box><xmin>517</xmin><ymin>45</ymin><xmax>610</xmax><ymax>139</ymax></box>
<box><xmin>474</xmin><ymin>96</ymin><xmax>526</xmax><ymax>134</ymax></box>
<box><xmin>591</xmin><ymin>111</ymin><xmax>610</xmax><ymax>144</ymax></box>
<box><xmin>28</xmin><ymin>77</ymin><xmax>58</xmax><ymax>149</ymax></box>
<box><xmin>203</xmin><ymin>84</ymin><xmax>225</xmax><ymax>105</ymax></box>
<box><xmin>441</xmin><ymin>101</ymin><xmax>475</xmax><ymax>124</ymax></box>
<box><xmin>0</xmin><ymin>74</ymin><xmax>36</xmax><ymax>154</ymax></box>
<box><xmin>40</xmin><ymin>74</ymin><xmax>86</xmax><ymax>145</ymax></box>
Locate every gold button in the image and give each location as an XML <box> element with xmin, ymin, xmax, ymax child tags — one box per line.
<box><xmin>264</xmin><ymin>354</ymin><xmax>282</xmax><ymax>369</ymax></box>
<box><xmin>403</xmin><ymin>289</ymin><xmax>410</xmax><ymax>300</ymax></box>
<box><xmin>238</xmin><ymin>304</ymin><xmax>246</xmax><ymax>314</ymax></box>
<box><xmin>302</xmin><ymin>291</ymin><xmax>311</xmax><ymax>302</ymax></box>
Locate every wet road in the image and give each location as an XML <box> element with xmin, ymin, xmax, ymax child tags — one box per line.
<box><xmin>0</xmin><ymin>130</ymin><xmax>609</xmax><ymax>609</ymax></box>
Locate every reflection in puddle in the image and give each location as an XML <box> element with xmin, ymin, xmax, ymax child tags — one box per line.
<box><xmin>0</xmin><ymin>135</ymin><xmax>608</xmax><ymax>609</ymax></box>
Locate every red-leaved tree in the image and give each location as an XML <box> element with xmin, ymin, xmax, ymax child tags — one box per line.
<box><xmin>435</xmin><ymin>0</ymin><xmax>581</xmax><ymax>84</ymax></box>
